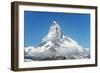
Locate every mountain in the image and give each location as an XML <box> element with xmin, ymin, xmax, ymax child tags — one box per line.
<box><xmin>24</xmin><ymin>21</ymin><xmax>90</xmax><ymax>61</ymax></box>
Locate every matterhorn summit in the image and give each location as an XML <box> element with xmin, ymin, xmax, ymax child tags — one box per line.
<box><xmin>42</xmin><ymin>20</ymin><xmax>63</xmax><ymax>42</ymax></box>
<box><xmin>24</xmin><ymin>21</ymin><xmax>90</xmax><ymax>61</ymax></box>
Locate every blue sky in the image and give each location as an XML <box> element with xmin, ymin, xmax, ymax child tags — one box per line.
<box><xmin>24</xmin><ymin>11</ymin><xmax>90</xmax><ymax>48</ymax></box>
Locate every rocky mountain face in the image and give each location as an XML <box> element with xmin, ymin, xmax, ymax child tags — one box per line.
<box><xmin>24</xmin><ymin>21</ymin><xmax>90</xmax><ymax>61</ymax></box>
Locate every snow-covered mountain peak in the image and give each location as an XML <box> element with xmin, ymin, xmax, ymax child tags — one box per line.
<box><xmin>53</xmin><ymin>20</ymin><xmax>57</xmax><ymax>24</ymax></box>
<box><xmin>50</xmin><ymin>20</ymin><xmax>61</xmax><ymax>33</ymax></box>
<box><xmin>52</xmin><ymin>20</ymin><xmax>60</xmax><ymax>28</ymax></box>
<box><xmin>42</xmin><ymin>21</ymin><xmax>62</xmax><ymax>42</ymax></box>
<box><xmin>24</xmin><ymin>21</ymin><xmax>90</xmax><ymax>61</ymax></box>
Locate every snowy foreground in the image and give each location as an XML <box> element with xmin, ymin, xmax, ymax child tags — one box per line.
<box><xmin>24</xmin><ymin>21</ymin><xmax>90</xmax><ymax>62</ymax></box>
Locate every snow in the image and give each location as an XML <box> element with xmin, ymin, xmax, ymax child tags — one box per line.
<box><xmin>24</xmin><ymin>21</ymin><xmax>90</xmax><ymax>61</ymax></box>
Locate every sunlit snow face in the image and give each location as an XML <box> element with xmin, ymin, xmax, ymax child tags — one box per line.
<box><xmin>49</xmin><ymin>23</ymin><xmax>59</xmax><ymax>35</ymax></box>
<box><xmin>49</xmin><ymin>26</ymin><xmax>56</xmax><ymax>34</ymax></box>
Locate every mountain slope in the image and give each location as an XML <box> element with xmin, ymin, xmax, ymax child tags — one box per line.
<box><xmin>24</xmin><ymin>21</ymin><xmax>90</xmax><ymax>61</ymax></box>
